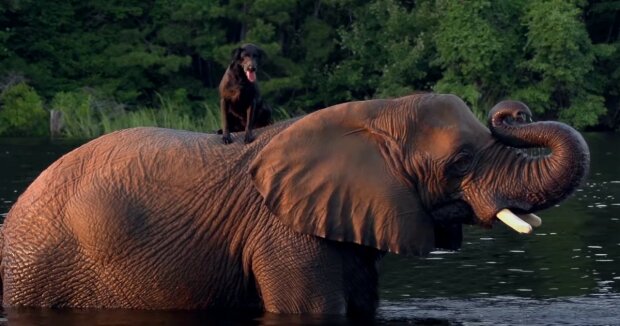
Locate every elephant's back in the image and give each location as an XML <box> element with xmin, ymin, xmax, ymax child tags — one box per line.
<box><xmin>6</xmin><ymin>128</ymin><xmax>210</xmax><ymax>218</ymax></box>
<box><xmin>5</xmin><ymin>124</ymin><xmax>295</xmax><ymax>227</ymax></box>
<box><xmin>5</xmin><ymin>127</ymin><xmax>238</xmax><ymax>231</ymax></box>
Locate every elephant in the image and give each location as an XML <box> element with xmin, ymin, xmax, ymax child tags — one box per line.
<box><xmin>0</xmin><ymin>93</ymin><xmax>589</xmax><ymax>315</ymax></box>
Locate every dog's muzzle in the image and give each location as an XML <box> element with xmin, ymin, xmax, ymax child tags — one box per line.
<box><xmin>245</xmin><ymin>65</ymin><xmax>257</xmax><ymax>82</ymax></box>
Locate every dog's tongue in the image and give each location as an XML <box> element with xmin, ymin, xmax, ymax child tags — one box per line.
<box><xmin>246</xmin><ymin>70</ymin><xmax>256</xmax><ymax>83</ymax></box>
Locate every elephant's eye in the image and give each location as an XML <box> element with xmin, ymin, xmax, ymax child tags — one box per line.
<box><xmin>448</xmin><ymin>151</ymin><xmax>474</xmax><ymax>176</ymax></box>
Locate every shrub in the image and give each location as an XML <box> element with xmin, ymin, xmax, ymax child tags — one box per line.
<box><xmin>0</xmin><ymin>83</ymin><xmax>48</xmax><ymax>136</ymax></box>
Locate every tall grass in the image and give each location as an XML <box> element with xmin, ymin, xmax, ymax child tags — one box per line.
<box><xmin>51</xmin><ymin>91</ymin><xmax>102</xmax><ymax>138</ymax></box>
<box><xmin>54</xmin><ymin>90</ymin><xmax>296</xmax><ymax>139</ymax></box>
<box><xmin>100</xmin><ymin>102</ymin><xmax>221</xmax><ymax>135</ymax></box>
<box><xmin>272</xmin><ymin>106</ymin><xmax>293</xmax><ymax>121</ymax></box>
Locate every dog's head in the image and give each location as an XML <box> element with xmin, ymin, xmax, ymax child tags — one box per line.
<box><xmin>231</xmin><ymin>44</ymin><xmax>263</xmax><ymax>83</ymax></box>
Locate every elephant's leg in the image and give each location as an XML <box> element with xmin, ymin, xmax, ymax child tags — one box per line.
<box><xmin>250</xmin><ymin>224</ymin><xmax>381</xmax><ymax>314</ymax></box>
<box><xmin>339</xmin><ymin>244</ymin><xmax>381</xmax><ymax>315</ymax></box>
<box><xmin>251</xmin><ymin>229</ymin><xmax>346</xmax><ymax>314</ymax></box>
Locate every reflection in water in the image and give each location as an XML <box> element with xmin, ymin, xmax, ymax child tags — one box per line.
<box><xmin>0</xmin><ymin>307</ymin><xmax>452</xmax><ymax>325</ymax></box>
<box><xmin>0</xmin><ymin>133</ymin><xmax>619</xmax><ymax>324</ymax></box>
<box><xmin>0</xmin><ymin>308</ymin><xmax>261</xmax><ymax>326</ymax></box>
<box><xmin>2</xmin><ymin>295</ymin><xmax>619</xmax><ymax>325</ymax></box>
<box><xmin>378</xmin><ymin>294</ymin><xmax>620</xmax><ymax>325</ymax></box>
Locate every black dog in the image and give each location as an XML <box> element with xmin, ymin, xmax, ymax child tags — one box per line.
<box><xmin>218</xmin><ymin>44</ymin><xmax>272</xmax><ymax>144</ymax></box>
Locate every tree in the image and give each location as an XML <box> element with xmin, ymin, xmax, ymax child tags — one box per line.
<box><xmin>517</xmin><ymin>0</ymin><xmax>606</xmax><ymax>128</ymax></box>
<box><xmin>325</xmin><ymin>0</ymin><xmax>437</xmax><ymax>103</ymax></box>
<box><xmin>0</xmin><ymin>0</ymin><xmax>617</xmax><ymax>134</ymax></box>
<box><xmin>432</xmin><ymin>0</ymin><xmax>524</xmax><ymax>115</ymax></box>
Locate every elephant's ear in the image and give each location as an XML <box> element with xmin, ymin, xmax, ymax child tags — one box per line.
<box><xmin>250</xmin><ymin>101</ymin><xmax>436</xmax><ymax>256</ymax></box>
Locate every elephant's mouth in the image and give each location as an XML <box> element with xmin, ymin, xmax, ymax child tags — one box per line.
<box><xmin>430</xmin><ymin>200</ymin><xmax>475</xmax><ymax>225</ymax></box>
<box><xmin>430</xmin><ymin>201</ymin><xmax>542</xmax><ymax>236</ymax></box>
<box><xmin>494</xmin><ymin>208</ymin><xmax>542</xmax><ymax>234</ymax></box>
<box><xmin>429</xmin><ymin>200</ymin><xmax>473</xmax><ymax>251</ymax></box>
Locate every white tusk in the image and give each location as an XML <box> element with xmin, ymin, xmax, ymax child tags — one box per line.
<box><xmin>496</xmin><ymin>209</ymin><xmax>533</xmax><ymax>234</ymax></box>
<box><xmin>518</xmin><ymin>213</ymin><xmax>542</xmax><ymax>228</ymax></box>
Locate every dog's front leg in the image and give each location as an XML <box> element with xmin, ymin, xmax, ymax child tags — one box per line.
<box><xmin>221</xmin><ymin>98</ymin><xmax>233</xmax><ymax>144</ymax></box>
<box><xmin>244</xmin><ymin>99</ymin><xmax>256</xmax><ymax>144</ymax></box>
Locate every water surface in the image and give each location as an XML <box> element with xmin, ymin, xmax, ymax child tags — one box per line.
<box><xmin>0</xmin><ymin>133</ymin><xmax>619</xmax><ymax>325</ymax></box>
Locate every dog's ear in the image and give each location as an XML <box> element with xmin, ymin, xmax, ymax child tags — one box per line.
<box><xmin>230</xmin><ymin>47</ymin><xmax>243</xmax><ymax>62</ymax></box>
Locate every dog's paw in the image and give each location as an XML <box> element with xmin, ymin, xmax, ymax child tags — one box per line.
<box><xmin>222</xmin><ymin>134</ymin><xmax>233</xmax><ymax>144</ymax></box>
<box><xmin>244</xmin><ymin>132</ymin><xmax>255</xmax><ymax>144</ymax></box>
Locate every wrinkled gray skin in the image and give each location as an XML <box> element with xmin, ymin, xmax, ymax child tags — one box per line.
<box><xmin>0</xmin><ymin>94</ymin><xmax>589</xmax><ymax>315</ymax></box>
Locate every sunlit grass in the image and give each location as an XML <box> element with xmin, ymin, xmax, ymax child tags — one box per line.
<box><xmin>57</xmin><ymin>92</ymin><xmax>295</xmax><ymax>139</ymax></box>
<box><xmin>100</xmin><ymin>102</ymin><xmax>221</xmax><ymax>135</ymax></box>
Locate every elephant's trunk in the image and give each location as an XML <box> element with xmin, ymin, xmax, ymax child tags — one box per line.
<box><xmin>469</xmin><ymin>101</ymin><xmax>590</xmax><ymax>231</ymax></box>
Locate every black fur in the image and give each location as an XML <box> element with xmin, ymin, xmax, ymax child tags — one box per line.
<box><xmin>218</xmin><ymin>44</ymin><xmax>272</xmax><ymax>144</ymax></box>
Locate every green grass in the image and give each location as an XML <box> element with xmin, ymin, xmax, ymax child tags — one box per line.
<box><xmin>57</xmin><ymin>92</ymin><xmax>296</xmax><ymax>139</ymax></box>
<box><xmin>100</xmin><ymin>102</ymin><xmax>221</xmax><ymax>135</ymax></box>
<box><xmin>50</xmin><ymin>90</ymin><xmax>223</xmax><ymax>139</ymax></box>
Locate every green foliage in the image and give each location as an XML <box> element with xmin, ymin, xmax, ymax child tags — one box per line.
<box><xmin>51</xmin><ymin>91</ymin><xmax>100</xmax><ymax>138</ymax></box>
<box><xmin>558</xmin><ymin>94</ymin><xmax>607</xmax><ymax>129</ymax></box>
<box><xmin>524</xmin><ymin>0</ymin><xmax>593</xmax><ymax>84</ymax></box>
<box><xmin>324</xmin><ymin>0</ymin><xmax>438</xmax><ymax>103</ymax></box>
<box><xmin>433</xmin><ymin>0</ymin><xmax>524</xmax><ymax>112</ymax></box>
<box><xmin>518</xmin><ymin>0</ymin><xmax>607</xmax><ymax>127</ymax></box>
<box><xmin>0</xmin><ymin>0</ymin><xmax>619</xmax><ymax>136</ymax></box>
<box><xmin>0</xmin><ymin>83</ymin><xmax>47</xmax><ymax>136</ymax></box>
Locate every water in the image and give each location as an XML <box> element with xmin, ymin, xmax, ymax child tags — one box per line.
<box><xmin>0</xmin><ymin>133</ymin><xmax>619</xmax><ymax>325</ymax></box>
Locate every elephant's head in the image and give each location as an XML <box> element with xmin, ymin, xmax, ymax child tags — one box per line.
<box><xmin>250</xmin><ymin>94</ymin><xmax>589</xmax><ymax>256</ymax></box>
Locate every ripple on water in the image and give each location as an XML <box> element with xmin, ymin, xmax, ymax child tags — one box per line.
<box><xmin>507</xmin><ymin>269</ymin><xmax>534</xmax><ymax>273</ymax></box>
<box><xmin>378</xmin><ymin>295</ymin><xmax>620</xmax><ymax>325</ymax></box>
<box><xmin>429</xmin><ymin>250</ymin><xmax>457</xmax><ymax>255</ymax></box>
